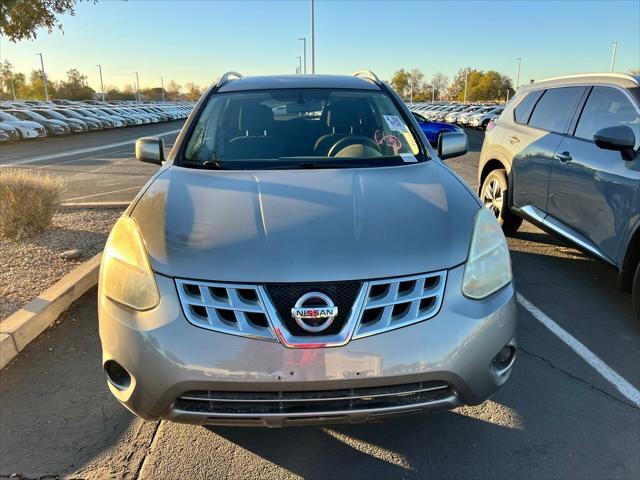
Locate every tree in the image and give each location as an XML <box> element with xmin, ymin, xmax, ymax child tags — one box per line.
<box><xmin>166</xmin><ymin>80</ymin><xmax>181</xmax><ymax>100</ymax></box>
<box><xmin>0</xmin><ymin>0</ymin><xmax>93</xmax><ymax>42</ymax></box>
<box><xmin>448</xmin><ymin>68</ymin><xmax>513</xmax><ymax>102</ymax></box>
<box><xmin>185</xmin><ymin>82</ymin><xmax>202</xmax><ymax>101</ymax></box>
<box><xmin>390</xmin><ymin>68</ymin><xmax>411</xmax><ymax>98</ymax></box>
<box><xmin>0</xmin><ymin>60</ymin><xmax>15</xmax><ymax>98</ymax></box>
<box><xmin>57</xmin><ymin>68</ymin><xmax>95</xmax><ymax>100</ymax></box>
<box><xmin>430</xmin><ymin>72</ymin><xmax>448</xmax><ymax>101</ymax></box>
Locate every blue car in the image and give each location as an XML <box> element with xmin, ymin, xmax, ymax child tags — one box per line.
<box><xmin>412</xmin><ymin>111</ymin><xmax>464</xmax><ymax>146</ymax></box>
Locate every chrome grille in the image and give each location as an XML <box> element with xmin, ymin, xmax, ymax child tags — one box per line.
<box><xmin>173</xmin><ymin>381</ymin><xmax>453</xmax><ymax>416</ymax></box>
<box><xmin>175</xmin><ymin>270</ymin><xmax>447</xmax><ymax>346</ymax></box>
<box><xmin>353</xmin><ymin>271</ymin><xmax>446</xmax><ymax>339</ymax></box>
<box><xmin>175</xmin><ymin>279</ymin><xmax>276</xmax><ymax>341</ymax></box>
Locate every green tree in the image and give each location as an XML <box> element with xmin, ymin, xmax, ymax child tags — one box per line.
<box><xmin>23</xmin><ymin>69</ymin><xmax>57</xmax><ymax>100</ymax></box>
<box><xmin>389</xmin><ymin>68</ymin><xmax>411</xmax><ymax>98</ymax></box>
<box><xmin>57</xmin><ymin>68</ymin><xmax>95</xmax><ymax>100</ymax></box>
<box><xmin>448</xmin><ymin>68</ymin><xmax>513</xmax><ymax>102</ymax></box>
<box><xmin>0</xmin><ymin>0</ymin><xmax>96</xmax><ymax>42</ymax></box>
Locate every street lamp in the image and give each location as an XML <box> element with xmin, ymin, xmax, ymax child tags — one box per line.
<box><xmin>298</xmin><ymin>37</ymin><xmax>307</xmax><ymax>74</ymax></box>
<box><xmin>160</xmin><ymin>76</ymin><xmax>165</xmax><ymax>101</ymax></box>
<box><xmin>310</xmin><ymin>0</ymin><xmax>315</xmax><ymax>74</ymax></box>
<box><xmin>36</xmin><ymin>53</ymin><xmax>49</xmax><ymax>101</ymax></box>
<box><xmin>9</xmin><ymin>73</ymin><xmax>16</xmax><ymax>101</ymax></box>
<box><xmin>515</xmin><ymin>57</ymin><xmax>521</xmax><ymax>91</ymax></box>
<box><xmin>463</xmin><ymin>67</ymin><xmax>469</xmax><ymax>104</ymax></box>
<box><xmin>96</xmin><ymin>64</ymin><xmax>105</xmax><ymax>102</ymax></box>
<box><xmin>610</xmin><ymin>41</ymin><xmax>618</xmax><ymax>72</ymax></box>
<box><xmin>134</xmin><ymin>72</ymin><xmax>140</xmax><ymax>103</ymax></box>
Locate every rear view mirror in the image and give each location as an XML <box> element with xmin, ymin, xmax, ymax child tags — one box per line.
<box><xmin>135</xmin><ymin>137</ymin><xmax>164</xmax><ymax>165</ymax></box>
<box><xmin>438</xmin><ymin>131</ymin><xmax>468</xmax><ymax>160</ymax></box>
<box><xmin>593</xmin><ymin>126</ymin><xmax>637</xmax><ymax>161</ymax></box>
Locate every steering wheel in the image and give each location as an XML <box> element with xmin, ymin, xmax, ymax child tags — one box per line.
<box><xmin>327</xmin><ymin>136</ymin><xmax>381</xmax><ymax>157</ymax></box>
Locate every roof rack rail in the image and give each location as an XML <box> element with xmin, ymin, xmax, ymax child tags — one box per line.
<box><xmin>215</xmin><ymin>71</ymin><xmax>244</xmax><ymax>89</ymax></box>
<box><xmin>353</xmin><ymin>70</ymin><xmax>381</xmax><ymax>85</ymax></box>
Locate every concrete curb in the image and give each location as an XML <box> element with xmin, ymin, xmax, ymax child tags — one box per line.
<box><xmin>0</xmin><ymin>253</ymin><xmax>102</xmax><ymax>369</ymax></box>
<box><xmin>59</xmin><ymin>201</ymin><xmax>130</xmax><ymax>209</ymax></box>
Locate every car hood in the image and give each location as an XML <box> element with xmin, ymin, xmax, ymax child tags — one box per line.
<box><xmin>131</xmin><ymin>162</ymin><xmax>479</xmax><ymax>283</ymax></box>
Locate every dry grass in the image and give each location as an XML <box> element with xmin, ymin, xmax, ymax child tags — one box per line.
<box><xmin>0</xmin><ymin>169</ymin><xmax>64</xmax><ymax>241</ymax></box>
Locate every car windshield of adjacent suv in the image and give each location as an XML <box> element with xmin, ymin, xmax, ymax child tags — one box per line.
<box><xmin>182</xmin><ymin>88</ymin><xmax>424</xmax><ymax>169</ymax></box>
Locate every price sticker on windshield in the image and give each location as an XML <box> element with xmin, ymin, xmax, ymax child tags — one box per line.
<box><xmin>383</xmin><ymin>115</ymin><xmax>409</xmax><ymax>132</ymax></box>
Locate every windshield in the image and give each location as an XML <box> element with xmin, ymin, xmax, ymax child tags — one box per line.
<box><xmin>183</xmin><ymin>88</ymin><xmax>424</xmax><ymax>170</ymax></box>
<box><xmin>0</xmin><ymin>111</ymin><xmax>19</xmax><ymax>121</ymax></box>
<box><xmin>19</xmin><ymin>110</ymin><xmax>47</xmax><ymax>121</ymax></box>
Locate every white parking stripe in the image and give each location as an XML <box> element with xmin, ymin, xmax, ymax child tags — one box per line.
<box><xmin>64</xmin><ymin>186</ymin><xmax>144</xmax><ymax>202</ymax></box>
<box><xmin>517</xmin><ymin>292</ymin><xmax>640</xmax><ymax>407</ymax></box>
<box><xmin>1</xmin><ymin>128</ymin><xmax>182</xmax><ymax>167</ymax></box>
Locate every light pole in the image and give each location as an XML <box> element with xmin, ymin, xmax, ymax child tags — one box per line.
<box><xmin>310</xmin><ymin>0</ymin><xmax>315</xmax><ymax>74</ymax></box>
<box><xmin>160</xmin><ymin>76</ymin><xmax>165</xmax><ymax>101</ymax></box>
<box><xmin>409</xmin><ymin>80</ymin><xmax>414</xmax><ymax>104</ymax></box>
<box><xmin>298</xmin><ymin>37</ymin><xmax>307</xmax><ymax>74</ymax></box>
<box><xmin>297</xmin><ymin>56</ymin><xmax>302</xmax><ymax>75</ymax></box>
<box><xmin>463</xmin><ymin>67</ymin><xmax>469</xmax><ymax>104</ymax></box>
<box><xmin>10</xmin><ymin>74</ymin><xmax>16</xmax><ymax>101</ymax></box>
<box><xmin>36</xmin><ymin>53</ymin><xmax>49</xmax><ymax>101</ymax></box>
<box><xmin>134</xmin><ymin>72</ymin><xmax>140</xmax><ymax>103</ymax></box>
<box><xmin>515</xmin><ymin>57</ymin><xmax>521</xmax><ymax>91</ymax></box>
<box><xmin>96</xmin><ymin>64</ymin><xmax>105</xmax><ymax>102</ymax></box>
<box><xmin>610</xmin><ymin>41</ymin><xmax>618</xmax><ymax>72</ymax></box>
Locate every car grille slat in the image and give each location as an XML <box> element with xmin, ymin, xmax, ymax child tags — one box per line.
<box><xmin>353</xmin><ymin>271</ymin><xmax>446</xmax><ymax>339</ymax></box>
<box><xmin>175</xmin><ymin>279</ymin><xmax>276</xmax><ymax>340</ymax></box>
<box><xmin>173</xmin><ymin>381</ymin><xmax>454</xmax><ymax>416</ymax></box>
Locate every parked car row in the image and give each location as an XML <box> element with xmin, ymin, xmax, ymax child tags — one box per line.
<box><xmin>0</xmin><ymin>99</ymin><xmax>193</xmax><ymax>142</ymax></box>
<box><xmin>409</xmin><ymin>102</ymin><xmax>505</xmax><ymax>130</ymax></box>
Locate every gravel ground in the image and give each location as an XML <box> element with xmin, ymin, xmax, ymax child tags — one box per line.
<box><xmin>0</xmin><ymin>208</ymin><xmax>124</xmax><ymax>320</ymax></box>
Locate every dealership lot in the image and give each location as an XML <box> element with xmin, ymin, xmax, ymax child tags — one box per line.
<box><xmin>1</xmin><ymin>126</ymin><xmax>639</xmax><ymax>479</ymax></box>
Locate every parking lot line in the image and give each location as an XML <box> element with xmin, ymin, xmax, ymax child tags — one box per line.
<box><xmin>64</xmin><ymin>186</ymin><xmax>144</xmax><ymax>202</ymax></box>
<box><xmin>0</xmin><ymin>128</ymin><xmax>182</xmax><ymax>167</ymax></box>
<box><xmin>517</xmin><ymin>292</ymin><xmax>640</xmax><ymax>407</ymax></box>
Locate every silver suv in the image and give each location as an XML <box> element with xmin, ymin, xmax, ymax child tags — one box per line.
<box><xmin>478</xmin><ymin>73</ymin><xmax>640</xmax><ymax>318</ymax></box>
<box><xmin>98</xmin><ymin>71</ymin><xmax>516</xmax><ymax>427</ymax></box>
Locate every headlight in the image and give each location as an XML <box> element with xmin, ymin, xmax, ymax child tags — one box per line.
<box><xmin>462</xmin><ymin>208</ymin><xmax>512</xmax><ymax>299</ymax></box>
<box><xmin>101</xmin><ymin>216</ymin><xmax>159</xmax><ymax>310</ymax></box>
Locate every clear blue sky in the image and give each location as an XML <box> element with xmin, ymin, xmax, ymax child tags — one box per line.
<box><xmin>1</xmin><ymin>0</ymin><xmax>638</xmax><ymax>92</ymax></box>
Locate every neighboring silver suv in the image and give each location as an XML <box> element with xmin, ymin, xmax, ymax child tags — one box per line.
<box><xmin>478</xmin><ymin>73</ymin><xmax>640</xmax><ymax>318</ymax></box>
<box><xmin>98</xmin><ymin>71</ymin><xmax>516</xmax><ymax>427</ymax></box>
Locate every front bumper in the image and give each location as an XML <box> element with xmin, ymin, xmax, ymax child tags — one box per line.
<box><xmin>98</xmin><ymin>264</ymin><xmax>516</xmax><ymax>427</ymax></box>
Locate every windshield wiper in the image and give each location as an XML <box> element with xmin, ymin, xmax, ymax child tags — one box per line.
<box><xmin>179</xmin><ymin>160</ymin><xmax>224</xmax><ymax>170</ymax></box>
<box><xmin>202</xmin><ymin>160</ymin><xmax>223</xmax><ymax>169</ymax></box>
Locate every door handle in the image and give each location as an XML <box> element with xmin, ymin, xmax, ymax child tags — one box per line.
<box><xmin>509</xmin><ymin>135</ymin><xmax>520</xmax><ymax>144</ymax></box>
<box><xmin>555</xmin><ymin>151</ymin><xmax>573</xmax><ymax>163</ymax></box>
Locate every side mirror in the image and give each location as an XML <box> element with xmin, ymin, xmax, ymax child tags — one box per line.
<box><xmin>135</xmin><ymin>137</ymin><xmax>164</xmax><ymax>165</ymax></box>
<box><xmin>593</xmin><ymin>126</ymin><xmax>637</xmax><ymax>161</ymax></box>
<box><xmin>438</xmin><ymin>131</ymin><xmax>468</xmax><ymax>160</ymax></box>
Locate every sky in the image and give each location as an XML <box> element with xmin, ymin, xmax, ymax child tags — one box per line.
<box><xmin>1</xmin><ymin>0</ymin><xmax>639</xmax><ymax>92</ymax></box>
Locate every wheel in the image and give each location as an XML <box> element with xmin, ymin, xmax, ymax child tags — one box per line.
<box><xmin>479</xmin><ymin>119</ymin><xmax>490</xmax><ymax>131</ymax></box>
<box><xmin>633</xmin><ymin>262</ymin><xmax>640</xmax><ymax>321</ymax></box>
<box><xmin>480</xmin><ymin>168</ymin><xmax>522</xmax><ymax>236</ymax></box>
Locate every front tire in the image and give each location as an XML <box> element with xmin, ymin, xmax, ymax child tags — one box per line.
<box><xmin>480</xmin><ymin>168</ymin><xmax>522</xmax><ymax>236</ymax></box>
<box><xmin>632</xmin><ymin>262</ymin><xmax>640</xmax><ymax>321</ymax></box>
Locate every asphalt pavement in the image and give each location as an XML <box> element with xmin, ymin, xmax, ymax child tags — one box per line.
<box><xmin>1</xmin><ymin>121</ymin><xmax>184</xmax><ymax>203</ymax></box>
<box><xmin>0</xmin><ymin>126</ymin><xmax>639</xmax><ymax>479</ymax></box>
